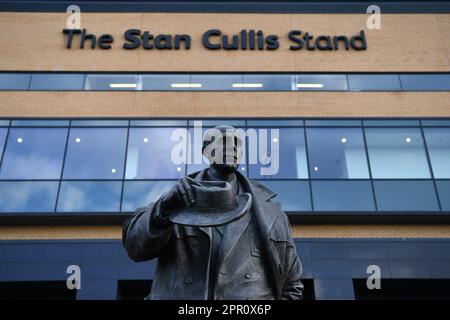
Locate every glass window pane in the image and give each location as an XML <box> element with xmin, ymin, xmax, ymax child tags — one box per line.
<box><xmin>11</xmin><ymin>120</ymin><xmax>70</xmax><ymax>127</ymax></box>
<box><xmin>307</xmin><ymin>128</ymin><xmax>369</xmax><ymax>179</ymax></box>
<box><xmin>0</xmin><ymin>73</ymin><xmax>31</xmax><ymax>90</ymax></box>
<box><xmin>190</xmin><ymin>74</ymin><xmax>243</xmax><ymax>91</ymax></box>
<box><xmin>0</xmin><ymin>120</ymin><xmax>9</xmax><ymax>126</ymax></box>
<box><xmin>56</xmin><ymin>181</ymin><xmax>121</xmax><ymax>212</ymax></box>
<box><xmin>249</xmin><ymin>128</ymin><xmax>308</xmax><ymax>179</ymax></box>
<box><xmin>71</xmin><ymin>120</ymin><xmax>128</xmax><ymax>127</ymax></box>
<box><xmin>85</xmin><ymin>74</ymin><xmax>138</xmax><ymax>91</ymax></box>
<box><xmin>436</xmin><ymin>180</ymin><xmax>450</xmax><ymax>211</ymax></box>
<box><xmin>188</xmin><ymin>120</ymin><xmax>246</xmax><ymax>127</ymax></box>
<box><xmin>247</xmin><ymin>120</ymin><xmax>304</xmax><ymax>127</ymax></box>
<box><xmin>29</xmin><ymin>74</ymin><xmax>84</xmax><ymax>90</ymax></box>
<box><xmin>142</xmin><ymin>74</ymin><xmax>190</xmax><ymax>91</ymax></box>
<box><xmin>305</xmin><ymin>120</ymin><xmax>362</xmax><ymax>127</ymax></box>
<box><xmin>0</xmin><ymin>181</ymin><xmax>58</xmax><ymax>212</ymax></box>
<box><xmin>365</xmin><ymin>128</ymin><xmax>431</xmax><ymax>179</ymax></box>
<box><xmin>311</xmin><ymin>180</ymin><xmax>375</xmax><ymax>211</ymax></box>
<box><xmin>130</xmin><ymin>120</ymin><xmax>187</xmax><ymax>127</ymax></box>
<box><xmin>0</xmin><ymin>128</ymin><xmax>7</xmax><ymax>157</ymax></box>
<box><xmin>374</xmin><ymin>180</ymin><xmax>439</xmax><ymax>211</ymax></box>
<box><xmin>348</xmin><ymin>74</ymin><xmax>401</xmax><ymax>91</ymax></box>
<box><xmin>400</xmin><ymin>74</ymin><xmax>450</xmax><ymax>91</ymax></box>
<box><xmin>295</xmin><ymin>74</ymin><xmax>348</xmax><ymax>91</ymax></box>
<box><xmin>126</xmin><ymin>128</ymin><xmax>186</xmax><ymax>179</ymax></box>
<box><xmin>122</xmin><ymin>180</ymin><xmax>177</xmax><ymax>211</ymax></box>
<box><xmin>63</xmin><ymin>128</ymin><xmax>127</xmax><ymax>179</ymax></box>
<box><xmin>259</xmin><ymin>180</ymin><xmax>311</xmax><ymax>212</ymax></box>
<box><xmin>421</xmin><ymin>120</ymin><xmax>450</xmax><ymax>127</ymax></box>
<box><xmin>423</xmin><ymin>128</ymin><xmax>450</xmax><ymax>178</ymax></box>
<box><xmin>0</xmin><ymin>128</ymin><xmax>67</xmax><ymax>179</ymax></box>
<box><xmin>363</xmin><ymin>120</ymin><xmax>420</xmax><ymax>127</ymax></box>
<box><xmin>242</xmin><ymin>74</ymin><xmax>293</xmax><ymax>91</ymax></box>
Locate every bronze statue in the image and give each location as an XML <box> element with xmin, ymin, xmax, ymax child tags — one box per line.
<box><xmin>122</xmin><ymin>125</ymin><xmax>303</xmax><ymax>300</ymax></box>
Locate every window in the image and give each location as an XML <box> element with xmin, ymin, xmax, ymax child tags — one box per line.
<box><xmin>400</xmin><ymin>74</ymin><xmax>450</xmax><ymax>91</ymax></box>
<box><xmin>295</xmin><ymin>74</ymin><xmax>348</xmax><ymax>91</ymax></box>
<box><xmin>126</xmin><ymin>128</ymin><xmax>186</xmax><ymax>179</ymax></box>
<box><xmin>242</xmin><ymin>74</ymin><xmax>293</xmax><ymax>91</ymax></box>
<box><xmin>11</xmin><ymin>120</ymin><xmax>70</xmax><ymax>127</ymax></box>
<box><xmin>0</xmin><ymin>181</ymin><xmax>58</xmax><ymax>212</ymax></box>
<box><xmin>260</xmin><ymin>180</ymin><xmax>311</xmax><ymax>212</ymax></box>
<box><xmin>436</xmin><ymin>181</ymin><xmax>450</xmax><ymax>211</ymax></box>
<box><xmin>373</xmin><ymin>180</ymin><xmax>440</xmax><ymax>211</ymax></box>
<box><xmin>423</xmin><ymin>128</ymin><xmax>450</xmax><ymax>178</ymax></box>
<box><xmin>348</xmin><ymin>74</ymin><xmax>401</xmax><ymax>91</ymax></box>
<box><xmin>0</xmin><ymin>128</ymin><xmax>67</xmax><ymax>179</ymax></box>
<box><xmin>0</xmin><ymin>73</ymin><xmax>31</xmax><ymax>90</ymax></box>
<box><xmin>311</xmin><ymin>180</ymin><xmax>376</xmax><ymax>211</ymax></box>
<box><xmin>142</xmin><ymin>74</ymin><xmax>190</xmax><ymax>91</ymax></box>
<box><xmin>29</xmin><ymin>74</ymin><xmax>84</xmax><ymax>90</ymax></box>
<box><xmin>248</xmin><ymin>127</ymin><xmax>308</xmax><ymax>179</ymax></box>
<box><xmin>63</xmin><ymin>128</ymin><xmax>127</xmax><ymax>179</ymax></box>
<box><xmin>305</xmin><ymin>120</ymin><xmax>362</xmax><ymax>127</ymax></box>
<box><xmin>1</xmin><ymin>72</ymin><xmax>450</xmax><ymax>91</ymax></box>
<box><xmin>85</xmin><ymin>74</ymin><xmax>138</xmax><ymax>91</ymax></box>
<box><xmin>247</xmin><ymin>120</ymin><xmax>304</xmax><ymax>127</ymax></box>
<box><xmin>71</xmin><ymin>120</ymin><xmax>128</xmax><ymax>127</ymax></box>
<box><xmin>56</xmin><ymin>181</ymin><xmax>122</xmax><ymax>212</ymax></box>
<box><xmin>365</xmin><ymin>128</ymin><xmax>431</xmax><ymax>179</ymax></box>
<box><xmin>190</xmin><ymin>74</ymin><xmax>243</xmax><ymax>91</ymax></box>
<box><xmin>0</xmin><ymin>128</ymin><xmax>7</xmax><ymax>157</ymax></box>
<box><xmin>122</xmin><ymin>180</ymin><xmax>177</xmax><ymax>211</ymax></box>
<box><xmin>306</xmin><ymin>128</ymin><xmax>369</xmax><ymax>179</ymax></box>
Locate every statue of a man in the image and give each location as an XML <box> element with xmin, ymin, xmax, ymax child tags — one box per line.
<box><xmin>122</xmin><ymin>125</ymin><xmax>303</xmax><ymax>300</ymax></box>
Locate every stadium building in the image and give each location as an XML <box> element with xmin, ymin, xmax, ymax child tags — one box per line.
<box><xmin>0</xmin><ymin>0</ymin><xmax>449</xmax><ymax>300</ymax></box>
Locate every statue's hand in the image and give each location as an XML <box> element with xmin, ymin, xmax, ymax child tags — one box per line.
<box><xmin>159</xmin><ymin>177</ymin><xmax>196</xmax><ymax>217</ymax></box>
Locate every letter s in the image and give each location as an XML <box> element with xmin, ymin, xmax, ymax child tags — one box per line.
<box><xmin>123</xmin><ymin>29</ymin><xmax>141</xmax><ymax>49</ymax></box>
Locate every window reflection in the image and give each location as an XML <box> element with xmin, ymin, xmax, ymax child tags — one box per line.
<box><xmin>348</xmin><ymin>74</ymin><xmax>401</xmax><ymax>91</ymax></box>
<box><xmin>0</xmin><ymin>128</ymin><xmax>7</xmax><ymax>157</ymax></box>
<box><xmin>311</xmin><ymin>180</ymin><xmax>375</xmax><ymax>211</ymax></box>
<box><xmin>122</xmin><ymin>180</ymin><xmax>177</xmax><ymax>211</ymax></box>
<box><xmin>30</xmin><ymin>74</ymin><xmax>84</xmax><ymax>91</ymax></box>
<box><xmin>306</xmin><ymin>128</ymin><xmax>369</xmax><ymax>179</ymax></box>
<box><xmin>373</xmin><ymin>180</ymin><xmax>439</xmax><ymax>211</ymax></box>
<box><xmin>423</xmin><ymin>128</ymin><xmax>450</xmax><ymax>179</ymax></box>
<box><xmin>57</xmin><ymin>181</ymin><xmax>121</xmax><ymax>212</ymax></box>
<box><xmin>242</xmin><ymin>74</ymin><xmax>293</xmax><ymax>91</ymax></box>
<box><xmin>0</xmin><ymin>128</ymin><xmax>67</xmax><ymax>179</ymax></box>
<box><xmin>142</xmin><ymin>74</ymin><xmax>190</xmax><ymax>91</ymax></box>
<box><xmin>85</xmin><ymin>74</ymin><xmax>138</xmax><ymax>91</ymax></box>
<box><xmin>63</xmin><ymin>128</ymin><xmax>127</xmax><ymax>179</ymax></box>
<box><xmin>259</xmin><ymin>180</ymin><xmax>311</xmax><ymax>212</ymax></box>
<box><xmin>190</xmin><ymin>74</ymin><xmax>243</xmax><ymax>91</ymax></box>
<box><xmin>0</xmin><ymin>181</ymin><xmax>58</xmax><ymax>212</ymax></box>
<box><xmin>0</xmin><ymin>73</ymin><xmax>31</xmax><ymax>90</ymax></box>
<box><xmin>436</xmin><ymin>181</ymin><xmax>450</xmax><ymax>211</ymax></box>
<box><xmin>249</xmin><ymin>128</ymin><xmax>308</xmax><ymax>179</ymax></box>
<box><xmin>126</xmin><ymin>128</ymin><xmax>186</xmax><ymax>179</ymax></box>
<box><xmin>365</xmin><ymin>128</ymin><xmax>431</xmax><ymax>179</ymax></box>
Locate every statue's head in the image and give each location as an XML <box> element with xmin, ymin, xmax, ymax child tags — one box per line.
<box><xmin>202</xmin><ymin>125</ymin><xmax>244</xmax><ymax>174</ymax></box>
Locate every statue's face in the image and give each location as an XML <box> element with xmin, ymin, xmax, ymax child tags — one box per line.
<box><xmin>203</xmin><ymin>128</ymin><xmax>243</xmax><ymax>174</ymax></box>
